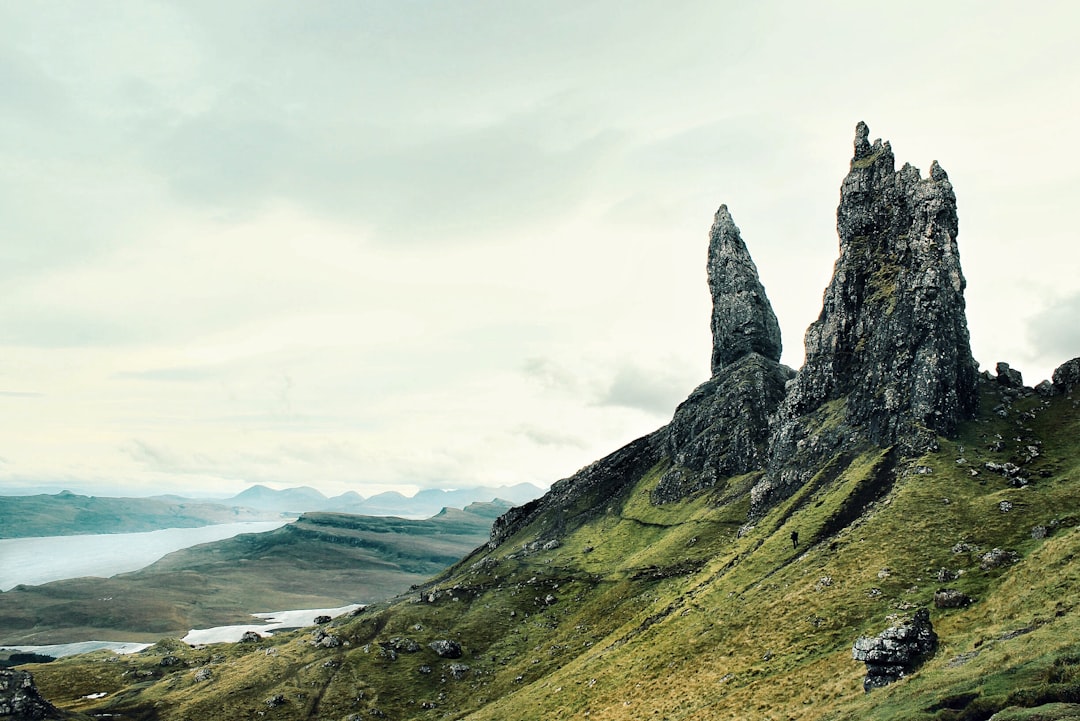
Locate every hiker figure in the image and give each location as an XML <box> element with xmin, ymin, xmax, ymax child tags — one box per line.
<box><xmin>790</xmin><ymin>530</ymin><xmax>799</xmax><ymax>550</ymax></box>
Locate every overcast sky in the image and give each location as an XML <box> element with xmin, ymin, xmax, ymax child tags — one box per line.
<box><xmin>1</xmin><ymin>1</ymin><xmax>1078</xmax><ymax>499</ymax></box>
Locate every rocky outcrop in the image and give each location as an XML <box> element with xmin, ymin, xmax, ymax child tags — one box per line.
<box><xmin>708</xmin><ymin>205</ymin><xmax>783</xmax><ymax>373</ymax></box>
<box><xmin>488</xmin><ymin>431</ymin><xmax>665</xmax><ymax>547</ymax></box>
<box><xmin>1053</xmin><ymin>357</ymin><xmax>1080</xmax><ymax>394</ymax></box>
<box><xmin>652</xmin><ymin>207</ymin><xmax>792</xmax><ymax>503</ymax></box>
<box><xmin>0</xmin><ymin>669</ymin><xmax>61</xmax><ymax>719</ymax></box>
<box><xmin>652</xmin><ymin>354</ymin><xmax>792</xmax><ymax>503</ymax></box>
<box><xmin>752</xmin><ymin>122</ymin><xmax>979</xmax><ymax>515</ymax></box>
<box><xmin>852</xmin><ymin>608</ymin><xmax>938</xmax><ymax>691</ymax></box>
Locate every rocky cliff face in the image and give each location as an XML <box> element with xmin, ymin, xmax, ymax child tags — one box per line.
<box><xmin>751</xmin><ymin>122</ymin><xmax>979</xmax><ymax>515</ymax></box>
<box><xmin>652</xmin><ymin>206</ymin><xmax>792</xmax><ymax>503</ymax></box>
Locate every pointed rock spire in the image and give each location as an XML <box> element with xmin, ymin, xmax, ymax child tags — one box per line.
<box><xmin>708</xmin><ymin>205</ymin><xmax>783</xmax><ymax>374</ymax></box>
<box><xmin>751</xmin><ymin>122</ymin><xmax>979</xmax><ymax>515</ymax></box>
<box><xmin>652</xmin><ymin>206</ymin><xmax>792</xmax><ymax>504</ymax></box>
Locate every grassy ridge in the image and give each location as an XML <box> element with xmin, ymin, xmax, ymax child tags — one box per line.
<box><xmin>23</xmin><ymin>381</ymin><xmax>1080</xmax><ymax>720</ymax></box>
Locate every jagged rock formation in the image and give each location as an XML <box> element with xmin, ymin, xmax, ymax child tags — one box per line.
<box><xmin>0</xmin><ymin>669</ymin><xmax>61</xmax><ymax>719</ymax></box>
<box><xmin>489</xmin><ymin>431</ymin><xmax>665</xmax><ymax>547</ymax></box>
<box><xmin>752</xmin><ymin>122</ymin><xmax>979</xmax><ymax>515</ymax></box>
<box><xmin>651</xmin><ymin>207</ymin><xmax>792</xmax><ymax>503</ymax></box>
<box><xmin>489</xmin><ymin>205</ymin><xmax>791</xmax><ymax>522</ymax></box>
<box><xmin>708</xmin><ymin>205</ymin><xmax>783</xmax><ymax>373</ymax></box>
<box><xmin>852</xmin><ymin>609</ymin><xmax>938</xmax><ymax>691</ymax></box>
<box><xmin>1053</xmin><ymin>357</ymin><xmax>1080</xmax><ymax>394</ymax></box>
<box><xmin>653</xmin><ymin>354</ymin><xmax>792</xmax><ymax>503</ymax></box>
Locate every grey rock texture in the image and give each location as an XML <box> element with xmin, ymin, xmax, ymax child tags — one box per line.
<box><xmin>428</xmin><ymin>640</ymin><xmax>463</xmax><ymax>659</ymax></box>
<box><xmin>996</xmin><ymin>362</ymin><xmax>1024</xmax><ymax>388</ymax></box>
<box><xmin>852</xmin><ymin>608</ymin><xmax>938</xmax><ymax>691</ymax></box>
<box><xmin>1053</xmin><ymin>357</ymin><xmax>1080</xmax><ymax>394</ymax></box>
<box><xmin>752</xmin><ymin>122</ymin><xmax>979</xmax><ymax>515</ymax></box>
<box><xmin>0</xmin><ymin>669</ymin><xmax>61</xmax><ymax>719</ymax></box>
<box><xmin>489</xmin><ymin>431</ymin><xmax>665</xmax><ymax>547</ymax></box>
<box><xmin>653</xmin><ymin>354</ymin><xmax>793</xmax><ymax>503</ymax></box>
<box><xmin>708</xmin><ymin>205</ymin><xmax>783</xmax><ymax>373</ymax></box>
<box><xmin>652</xmin><ymin>206</ymin><xmax>792</xmax><ymax>504</ymax></box>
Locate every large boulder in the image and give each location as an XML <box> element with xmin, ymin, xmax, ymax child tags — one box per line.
<box><xmin>852</xmin><ymin>608</ymin><xmax>938</xmax><ymax>691</ymax></box>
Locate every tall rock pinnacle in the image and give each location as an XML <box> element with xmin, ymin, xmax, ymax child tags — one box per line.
<box><xmin>652</xmin><ymin>206</ymin><xmax>792</xmax><ymax>504</ymax></box>
<box><xmin>751</xmin><ymin>122</ymin><xmax>979</xmax><ymax>514</ymax></box>
<box><xmin>708</xmin><ymin>205</ymin><xmax>783</xmax><ymax>374</ymax></box>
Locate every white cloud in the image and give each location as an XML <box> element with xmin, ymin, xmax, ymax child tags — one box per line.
<box><xmin>1</xmin><ymin>1</ymin><xmax>1078</xmax><ymax>497</ymax></box>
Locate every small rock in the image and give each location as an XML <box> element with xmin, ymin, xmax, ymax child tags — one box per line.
<box><xmin>314</xmin><ymin>615</ymin><xmax>332</xmax><ymax>624</ymax></box>
<box><xmin>999</xmin><ymin>500</ymin><xmax>1013</xmax><ymax>513</ymax></box>
<box><xmin>1031</xmin><ymin>525</ymin><xmax>1049</xmax><ymax>540</ymax></box>
<box><xmin>979</xmin><ymin>548</ymin><xmax>1020</xmax><ymax>570</ymax></box>
<box><xmin>448</xmin><ymin>663</ymin><xmax>471</xmax><ymax>680</ymax></box>
<box><xmin>429</xmin><ymin>640</ymin><xmax>463</xmax><ymax>659</ymax></box>
<box><xmin>936</xmin><ymin>568</ymin><xmax>958</xmax><ymax>583</ymax></box>
<box><xmin>239</xmin><ymin>630</ymin><xmax>262</xmax><ymax>643</ymax></box>
<box><xmin>933</xmin><ymin>588</ymin><xmax>974</xmax><ymax>608</ymax></box>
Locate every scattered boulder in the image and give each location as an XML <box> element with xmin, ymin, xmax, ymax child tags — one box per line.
<box><xmin>852</xmin><ymin>608</ymin><xmax>938</xmax><ymax>691</ymax></box>
<box><xmin>239</xmin><ymin>631</ymin><xmax>262</xmax><ymax>643</ymax></box>
<box><xmin>381</xmin><ymin>637</ymin><xmax>421</xmax><ymax>653</ymax></box>
<box><xmin>429</xmin><ymin>640</ymin><xmax>463</xmax><ymax>659</ymax></box>
<box><xmin>314</xmin><ymin>615</ymin><xmax>332</xmax><ymax>624</ymax></box>
<box><xmin>265</xmin><ymin>694</ymin><xmax>286</xmax><ymax>708</ymax></box>
<box><xmin>0</xmin><ymin>669</ymin><xmax>61</xmax><ymax>720</ymax></box>
<box><xmin>193</xmin><ymin>667</ymin><xmax>212</xmax><ymax>683</ymax></box>
<box><xmin>980</xmin><ymin>548</ymin><xmax>1020</xmax><ymax>570</ymax></box>
<box><xmin>448</xmin><ymin>663</ymin><xmax>471</xmax><ymax>680</ymax></box>
<box><xmin>934</xmin><ymin>589</ymin><xmax>974</xmax><ymax>608</ymax></box>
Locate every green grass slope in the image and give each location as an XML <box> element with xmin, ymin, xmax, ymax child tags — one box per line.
<box><xmin>0</xmin><ymin>503</ymin><xmax>506</xmax><ymax>645</ymax></box>
<box><xmin>22</xmin><ymin>381</ymin><xmax>1080</xmax><ymax>721</ymax></box>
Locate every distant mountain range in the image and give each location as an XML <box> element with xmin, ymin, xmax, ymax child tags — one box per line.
<box><xmin>0</xmin><ymin>483</ymin><xmax>544</xmax><ymax>538</ymax></box>
<box><xmin>207</xmin><ymin>482</ymin><xmax>544</xmax><ymax>517</ymax></box>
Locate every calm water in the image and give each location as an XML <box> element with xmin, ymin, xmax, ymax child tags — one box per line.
<box><xmin>0</xmin><ymin>521</ymin><xmax>291</xmax><ymax>591</ymax></box>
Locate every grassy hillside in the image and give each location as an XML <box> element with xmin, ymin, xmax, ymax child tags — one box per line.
<box><xmin>0</xmin><ymin>503</ymin><xmax>506</xmax><ymax>645</ymax></box>
<box><xmin>21</xmin><ymin>379</ymin><xmax>1080</xmax><ymax>716</ymax></box>
<box><xmin>21</xmin><ymin>379</ymin><xmax>1080</xmax><ymax>720</ymax></box>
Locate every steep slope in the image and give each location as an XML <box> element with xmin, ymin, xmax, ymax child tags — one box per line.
<box><xmin>19</xmin><ymin>124</ymin><xmax>1080</xmax><ymax>721</ymax></box>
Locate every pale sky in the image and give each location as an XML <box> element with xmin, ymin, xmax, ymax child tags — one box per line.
<box><xmin>2</xmin><ymin>1</ymin><xmax>1078</xmax><ymax>498</ymax></box>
